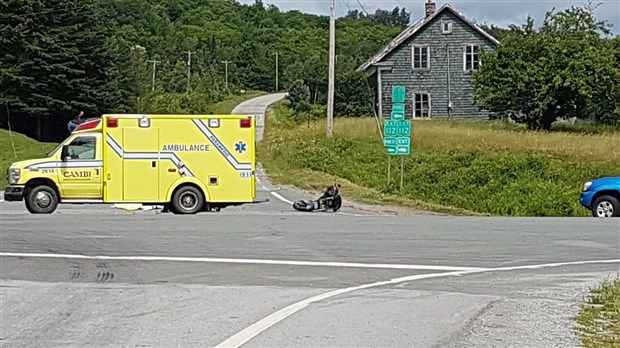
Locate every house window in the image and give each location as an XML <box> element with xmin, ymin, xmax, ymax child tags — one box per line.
<box><xmin>414</xmin><ymin>93</ymin><xmax>431</xmax><ymax>118</ymax></box>
<box><xmin>412</xmin><ymin>45</ymin><xmax>430</xmax><ymax>69</ymax></box>
<box><xmin>464</xmin><ymin>44</ymin><xmax>480</xmax><ymax>71</ymax></box>
<box><xmin>441</xmin><ymin>21</ymin><xmax>453</xmax><ymax>34</ymax></box>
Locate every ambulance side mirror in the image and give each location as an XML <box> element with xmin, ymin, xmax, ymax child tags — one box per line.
<box><xmin>61</xmin><ymin>146</ymin><xmax>70</xmax><ymax>162</ymax></box>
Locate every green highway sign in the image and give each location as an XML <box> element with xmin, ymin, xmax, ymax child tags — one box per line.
<box><xmin>385</xmin><ymin>88</ymin><xmax>411</xmax><ymax>156</ymax></box>
<box><xmin>392</xmin><ymin>103</ymin><xmax>405</xmax><ymax>114</ymax></box>
<box><xmin>384</xmin><ymin>137</ymin><xmax>398</xmax><ymax>147</ymax></box>
<box><xmin>391</xmin><ymin>111</ymin><xmax>404</xmax><ymax>120</ymax></box>
<box><xmin>386</xmin><ymin>144</ymin><xmax>411</xmax><ymax>155</ymax></box>
<box><xmin>392</xmin><ymin>86</ymin><xmax>405</xmax><ymax>103</ymax></box>
<box><xmin>384</xmin><ymin>120</ymin><xmax>398</xmax><ymax>136</ymax></box>
<box><xmin>396</xmin><ymin>120</ymin><xmax>411</xmax><ymax>136</ymax></box>
<box><xmin>396</xmin><ymin>144</ymin><xmax>410</xmax><ymax>155</ymax></box>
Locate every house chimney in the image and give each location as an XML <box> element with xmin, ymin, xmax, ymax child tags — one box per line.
<box><xmin>425</xmin><ymin>0</ymin><xmax>436</xmax><ymax>18</ymax></box>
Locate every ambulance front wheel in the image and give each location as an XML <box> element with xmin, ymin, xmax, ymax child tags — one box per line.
<box><xmin>171</xmin><ymin>185</ymin><xmax>204</xmax><ymax>214</ymax></box>
<box><xmin>25</xmin><ymin>184</ymin><xmax>59</xmax><ymax>214</ymax></box>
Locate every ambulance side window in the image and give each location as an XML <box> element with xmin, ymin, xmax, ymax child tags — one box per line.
<box><xmin>66</xmin><ymin>136</ymin><xmax>96</xmax><ymax>160</ymax></box>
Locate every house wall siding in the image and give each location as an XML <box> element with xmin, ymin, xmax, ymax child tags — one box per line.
<box><xmin>377</xmin><ymin>11</ymin><xmax>496</xmax><ymax>119</ymax></box>
<box><xmin>366</xmin><ymin>71</ymin><xmax>379</xmax><ymax>116</ymax></box>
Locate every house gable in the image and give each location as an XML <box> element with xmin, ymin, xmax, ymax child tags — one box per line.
<box><xmin>357</xmin><ymin>4</ymin><xmax>499</xmax><ymax>73</ymax></box>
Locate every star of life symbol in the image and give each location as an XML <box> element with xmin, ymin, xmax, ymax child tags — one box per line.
<box><xmin>235</xmin><ymin>141</ymin><xmax>247</xmax><ymax>154</ymax></box>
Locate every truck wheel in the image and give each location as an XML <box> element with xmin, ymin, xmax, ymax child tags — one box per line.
<box><xmin>592</xmin><ymin>195</ymin><xmax>620</xmax><ymax>218</ymax></box>
<box><xmin>25</xmin><ymin>185</ymin><xmax>59</xmax><ymax>214</ymax></box>
<box><xmin>171</xmin><ymin>186</ymin><xmax>204</xmax><ymax>214</ymax></box>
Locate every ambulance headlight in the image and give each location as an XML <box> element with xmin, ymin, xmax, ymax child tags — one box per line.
<box><xmin>8</xmin><ymin>168</ymin><xmax>21</xmax><ymax>184</ymax></box>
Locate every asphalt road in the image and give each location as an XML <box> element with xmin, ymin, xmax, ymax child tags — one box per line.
<box><xmin>1</xmin><ymin>94</ymin><xmax>619</xmax><ymax>348</ymax></box>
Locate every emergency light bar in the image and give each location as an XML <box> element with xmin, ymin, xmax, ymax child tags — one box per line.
<box><xmin>107</xmin><ymin>118</ymin><xmax>118</xmax><ymax>128</ymax></box>
<box><xmin>74</xmin><ymin>119</ymin><xmax>101</xmax><ymax>132</ymax></box>
<box><xmin>240</xmin><ymin>117</ymin><xmax>251</xmax><ymax>128</ymax></box>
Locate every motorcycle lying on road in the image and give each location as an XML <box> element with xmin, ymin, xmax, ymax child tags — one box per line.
<box><xmin>292</xmin><ymin>184</ymin><xmax>342</xmax><ymax>212</ymax></box>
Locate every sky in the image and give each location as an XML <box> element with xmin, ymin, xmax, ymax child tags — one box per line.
<box><xmin>238</xmin><ymin>0</ymin><xmax>620</xmax><ymax>36</ymax></box>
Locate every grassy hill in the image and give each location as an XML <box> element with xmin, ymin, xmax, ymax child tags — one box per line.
<box><xmin>0</xmin><ymin>129</ymin><xmax>58</xmax><ymax>190</ymax></box>
<box><xmin>257</xmin><ymin>101</ymin><xmax>620</xmax><ymax>217</ymax></box>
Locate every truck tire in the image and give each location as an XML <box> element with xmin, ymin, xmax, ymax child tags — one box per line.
<box><xmin>171</xmin><ymin>186</ymin><xmax>204</xmax><ymax>214</ymax></box>
<box><xmin>592</xmin><ymin>195</ymin><xmax>620</xmax><ymax>218</ymax></box>
<box><xmin>25</xmin><ymin>185</ymin><xmax>59</xmax><ymax>214</ymax></box>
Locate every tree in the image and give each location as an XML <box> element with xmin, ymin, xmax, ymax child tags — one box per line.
<box><xmin>473</xmin><ymin>2</ymin><xmax>620</xmax><ymax>130</ymax></box>
<box><xmin>334</xmin><ymin>58</ymin><xmax>373</xmax><ymax>117</ymax></box>
<box><xmin>0</xmin><ymin>0</ymin><xmax>123</xmax><ymax>140</ymax></box>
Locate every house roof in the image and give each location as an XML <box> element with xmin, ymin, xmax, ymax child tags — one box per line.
<box><xmin>356</xmin><ymin>4</ymin><xmax>500</xmax><ymax>72</ymax></box>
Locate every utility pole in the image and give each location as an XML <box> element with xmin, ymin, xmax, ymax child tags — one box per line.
<box><xmin>326</xmin><ymin>0</ymin><xmax>335</xmax><ymax>137</ymax></box>
<box><xmin>275</xmin><ymin>52</ymin><xmax>279</xmax><ymax>92</ymax></box>
<box><xmin>147</xmin><ymin>59</ymin><xmax>160</xmax><ymax>92</ymax></box>
<box><xmin>186</xmin><ymin>51</ymin><xmax>194</xmax><ymax>93</ymax></box>
<box><xmin>221</xmin><ymin>60</ymin><xmax>231</xmax><ymax>90</ymax></box>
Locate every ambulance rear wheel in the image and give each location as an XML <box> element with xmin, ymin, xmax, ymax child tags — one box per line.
<box><xmin>25</xmin><ymin>185</ymin><xmax>59</xmax><ymax>214</ymax></box>
<box><xmin>171</xmin><ymin>186</ymin><xmax>204</xmax><ymax>214</ymax></box>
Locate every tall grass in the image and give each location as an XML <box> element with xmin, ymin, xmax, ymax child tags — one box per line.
<box><xmin>574</xmin><ymin>276</ymin><xmax>620</xmax><ymax>348</ymax></box>
<box><xmin>258</xmin><ymin>101</ymin><xmax>620</xmax><ymax>217</ymax></box>
<box><xmin>299</xmin><ymin>117</ymin><xmax>620</xmax><ymax>162</ymax></box>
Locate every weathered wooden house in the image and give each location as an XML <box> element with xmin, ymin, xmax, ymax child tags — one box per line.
<box><xmin>356</xmin><ymin>1</ymin><xmax>499</xmax><ymax>119</ymax></box>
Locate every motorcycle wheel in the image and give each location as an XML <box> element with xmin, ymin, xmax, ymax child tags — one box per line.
<box><xmin>331</xmin><ymin>196</ymin><xmax>342</xmax><ymax>212</ymax></box>
<box><xmin>293</xmin><ymin>199</ymin><xmax>314</xmax><ymax>212</ymax></box>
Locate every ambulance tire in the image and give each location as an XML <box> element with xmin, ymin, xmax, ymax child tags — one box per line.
<box><xmin>171</xmin><ymin>185</ymin><xmax>204</xmax><ymax>214</ymax></box>
<box><xmin>25</xmin><ymin>185</ymin><xmax>59</xmax><ymax>214</ymax></box>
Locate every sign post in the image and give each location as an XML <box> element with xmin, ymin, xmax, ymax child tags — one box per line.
<box><xmin>384</xmin><ymin>85</ymin><xmax>412</xmax><ymax>193</ymax></box>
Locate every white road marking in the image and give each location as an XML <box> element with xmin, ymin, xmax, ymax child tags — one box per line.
<box><xmin>270</xmin><ymin>191</ymin><xmax>293</xmax><ymax>204</ymax></box>
<box><xmin>214</xmin><ymin>258</ymin><xmax>620</xmax><ymax>348</ymax></box>
<box><xmin>0</xmin><ymin>252</ymin><xmax>487</xmax><ymax>272</ymax></box>
<box><xmin>338</xmin><ymin>212</ymin><xmax>363</xmax><ymax>217</ymax></box>
<box><xmin>258</xmin><ymin>181</ymin><xmax>292</xmax><ymax>205</ymax></box>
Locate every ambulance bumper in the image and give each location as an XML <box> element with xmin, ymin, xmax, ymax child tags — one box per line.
<box><xmin>4</xmin><ymin>185</ymin><xmax>25</xmax><ymax>201</ymax></box>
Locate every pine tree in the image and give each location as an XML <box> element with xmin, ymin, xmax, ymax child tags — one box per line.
<box><xmin>0</xmin><ymin>0</ymin><xmax>123</xmax><ymax>139</ymax></box>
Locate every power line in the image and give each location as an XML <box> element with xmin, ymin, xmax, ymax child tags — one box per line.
<box><xmin>355</xmin><ymin>0</ymin><xmax>370</xmax><ymax>16</ymax></box>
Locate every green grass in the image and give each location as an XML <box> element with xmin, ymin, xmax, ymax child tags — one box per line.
<box><xmin>206</xmin><ymin>91</ymin><xmax>267</xmax><ymax>114</ymax></box>
<box><xmin>0</xmin><ymin>129</ymin><xmax>58</xmax><ymax>190</ymax></box>
<box><xmin>574</xmin><ymin>276</ymin><xmax>620</xmax><ymax>347</ymax></box>
<box><xmin>257</xmin><ymin>101</ymin><xmax>620</xmax><ymax>216</ymax></box>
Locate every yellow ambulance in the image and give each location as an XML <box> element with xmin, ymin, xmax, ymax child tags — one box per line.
<box><xmin>4</xmin><ymin>114</ymin><xmax>263</xmax><ymax>214</ymax></box>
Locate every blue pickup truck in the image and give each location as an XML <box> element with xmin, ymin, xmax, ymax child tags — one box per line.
<box><xmin>580</xmin><ymin>176</ymin><xmax>620</xmax><ymax>218</ymax></box>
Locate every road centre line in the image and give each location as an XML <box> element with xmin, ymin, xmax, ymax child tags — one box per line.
<box><xmin>0</xmin><ymin>252</ymin><xmax>486</xmax><ymax>272</ymax></box>
<box><xmin>214</xmin><ymin>258</ymin><xmax>620</xmax><ymax>348</ymax></box>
